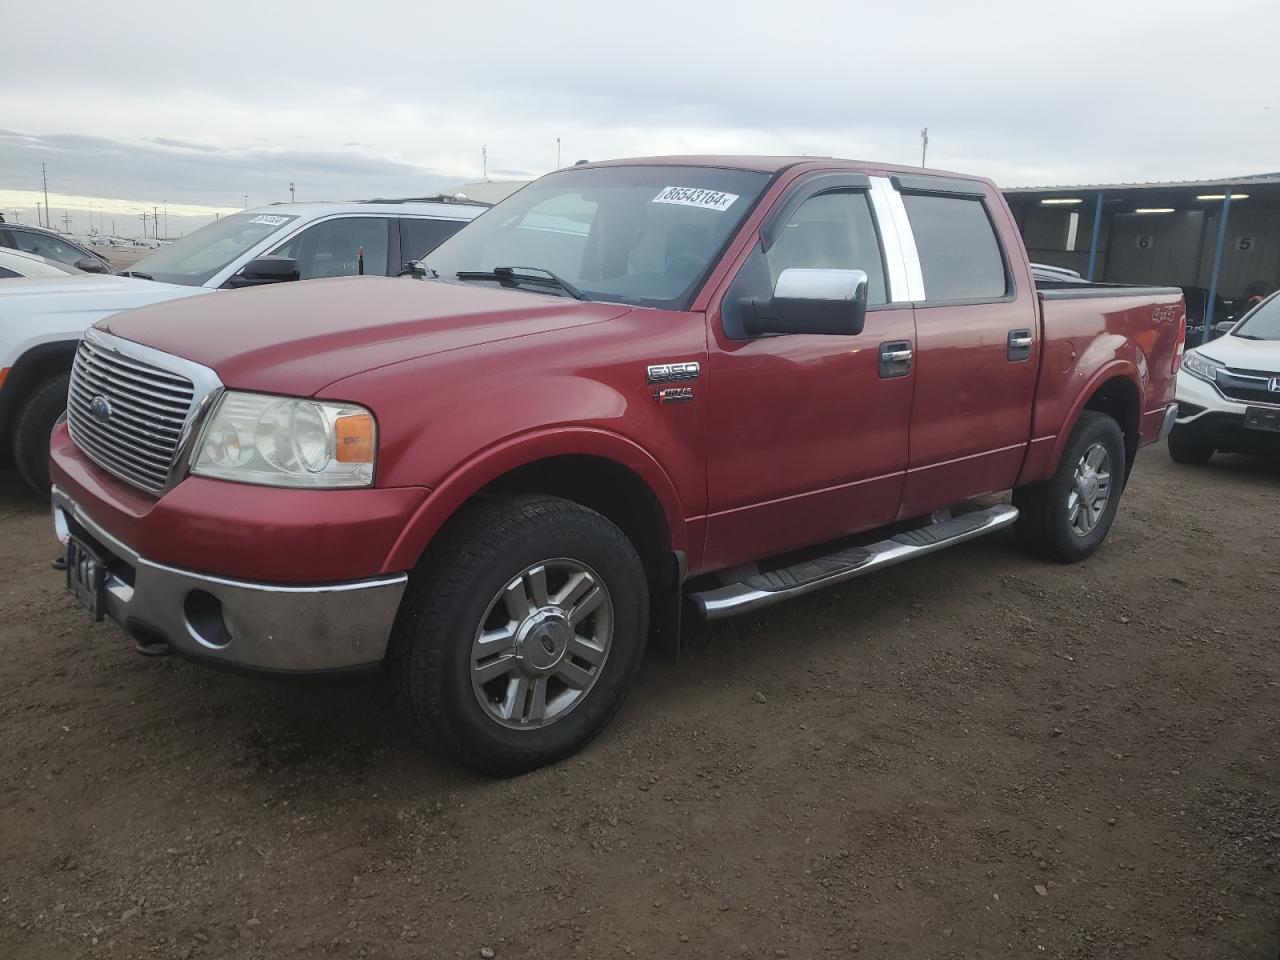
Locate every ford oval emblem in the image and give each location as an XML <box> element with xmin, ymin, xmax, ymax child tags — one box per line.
<box><xmin>89</xmin><ymin>395</ymin><xmax>113</xmax><ymax>422</ymax></box>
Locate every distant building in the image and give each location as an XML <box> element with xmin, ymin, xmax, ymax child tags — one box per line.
<box><xmin>1004</xmin><ymin>174</ymin><xmax>1280</xmax><ymax>322</ymax></box>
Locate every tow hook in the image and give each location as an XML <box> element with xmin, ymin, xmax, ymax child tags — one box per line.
<box><xmin>134</xmin><ymin>638</ymin><xmax>174</xmax><ymax>658</ymax></box>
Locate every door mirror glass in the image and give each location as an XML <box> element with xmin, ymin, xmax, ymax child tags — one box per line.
<box><xmin>744</xmin><ymin>268</ymin><xmax>869</xmax><ymax>337</ymax></box>
<box><xmin>226</xmin><ymin>255</ymin><xmax>300</xmax><ymax>288</ymax></box>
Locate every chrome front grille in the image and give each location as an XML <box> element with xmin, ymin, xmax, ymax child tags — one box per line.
<box><xmin>66</xmin><ymin>331</ymin><xmax>215</xmax><ymax>494</ymax></box>
<box><xmin>1216</xmin><ymin>367</ymin><xmax>1280</xmax><ymax>406</ymax></box>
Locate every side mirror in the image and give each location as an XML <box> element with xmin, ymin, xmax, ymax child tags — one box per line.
<box><xmin>76</xmin><ymin>257</ymin><xmax>110</xmax><ymax>274</ymax></box>
<box><xmin>743</xmin><ymin>268</ymin><xmax>869</xmax><ymax>337</ymax></box>
<box><xmin>1212</xmin><ymin>320</ymin><xmax>1236</xmax><ymax>338</ymax></box>
<box><xmin>225</xmin><ymin>255</ymin><xmax>301</xmax><ymax>288</ymax></box>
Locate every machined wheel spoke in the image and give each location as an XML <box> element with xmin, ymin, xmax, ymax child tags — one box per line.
<box><xmin>502</xmin><ymin>578</ymin><xmax>533</xmax><ymax>621</ymax></box>
<box><xmin>1085</xmin><ymin>445</ymin><xmax>1107</xmax><ymax>471</ymax></box>
<box><xmin>555</xmin><ymin>658</ymin><xmax>594</xmax><ymax>690</ymax></box>
<box><xmin>475</xmin><ymin>654</ymin><xmax>518</xmax><ymax>685</ymax></box>
<box><xmin>525</xmin><ymin>565</ymin><xmax>550</xmax><ymax>608</ymax></box>
<box><xmin>526</xmin><ymin>676</ymin><xmax>549</xmax><ymax>722</ymax></box>
<box><xmin>475</xmin><ymin>624</ymin><xmax>517</xmax><ymax>657</ymax></box>
<box><xmin>555</xmin><ymin>571</ymin><xmax>595</xmax><ymax>610</ymax></box>
<box><xmin>503</xmin><ymin>676</ymin><xmax>530</xmax><ymax>722</ymax></box>
<box><xmin>568</xmin><ymin>584</ymin><xmax>605</xmax><ymax>627</ymax></box>
<box><xmin>568</xmin><ymin>635</ymin><xmax>606</xmax><ymax>667</ymax></box>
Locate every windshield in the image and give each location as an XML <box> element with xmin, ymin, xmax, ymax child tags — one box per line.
<box><xmin>421</xmin><ymin>165</ymin><xmax>771</xmax><ymax>309</ymax></box>
<box><xmin>130</xmin><ymin>213</ymin><xmax>299</xmax><ymax>286</ymax></box>
<box><xmin>1233</xmin><ymin>293</ymin><xmax>1280</xmax><ymax>340</ymax></box>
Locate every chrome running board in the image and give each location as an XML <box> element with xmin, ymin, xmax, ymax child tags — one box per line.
<box><xmin>688</xmin><ymin>504</ymin><xmax>1019</xmax><ymax>620</ymax></box>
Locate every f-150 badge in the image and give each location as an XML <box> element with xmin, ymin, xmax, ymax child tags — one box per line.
<box><xmin>647</xmin><ymin>362</ymin><xmax>700</xmax><ymax>384</ymax></box>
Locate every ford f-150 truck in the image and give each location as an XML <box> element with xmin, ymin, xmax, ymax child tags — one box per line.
<box><xmin>48</xmin><ymin>156</ymin><xmax>1185</xmax><ymax>776</ymax></box>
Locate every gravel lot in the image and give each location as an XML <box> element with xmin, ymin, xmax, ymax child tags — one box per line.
<box><xmin>1</xmin><ymin>448</ymin><xmax>1277</xmax><ymax>959</ymax></box>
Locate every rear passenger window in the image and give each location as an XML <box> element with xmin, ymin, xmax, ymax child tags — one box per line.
<box><xmin>401</xmin><ymin>218</ymin><xmax>467</xmax><ymax>262</ymax></box>
<box><xmin>902</xmin><ymin>194</ymin><xmax>1007</xmax><ymax>302</ymax></box>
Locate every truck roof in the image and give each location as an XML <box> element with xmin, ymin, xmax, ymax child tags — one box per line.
<box><xmin>576</xmin><ymin>154</ymin><xmax>990</xmax><ymax>184</ymax></box>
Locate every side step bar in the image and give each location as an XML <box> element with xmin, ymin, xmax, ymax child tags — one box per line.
<box><xmin>689</xmin><ymin>504</ymin><xmax>1019</xmax><ymax>620</ymax></box>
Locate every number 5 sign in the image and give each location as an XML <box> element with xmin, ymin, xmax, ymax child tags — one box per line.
<box><xmin>1235</xmin><ymin>236</ymin><xmax>1255</xmax><ymax>252</ymax></box>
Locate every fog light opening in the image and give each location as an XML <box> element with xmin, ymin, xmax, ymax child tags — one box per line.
<box><xmin>184</xmin><ymin>590</ymin><xmax>233</xmax><ymax>649</ymax></box>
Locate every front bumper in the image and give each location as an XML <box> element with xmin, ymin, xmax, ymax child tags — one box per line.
<box><xmin>1174</xmin><ymin>369</ymin><xmax>1280</xmax><ymax>454</ymax></box>
<box><xmin>52</xmin><ymin>485</ymin><xmax>407</xmax><ymax>674</ymax></box>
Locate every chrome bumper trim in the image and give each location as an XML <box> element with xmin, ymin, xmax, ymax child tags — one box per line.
<box><xmin>51</xmin><ymin>485</ymin><xmax>407</xmax><ymax>672</ymax></box>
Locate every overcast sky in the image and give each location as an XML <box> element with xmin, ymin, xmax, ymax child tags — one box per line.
<box><xmin>1</xmin><ymin>0</ymin><xmax>1275</xmax><ymax>237</ymax></box>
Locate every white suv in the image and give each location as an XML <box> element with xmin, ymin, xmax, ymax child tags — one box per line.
<box><xmin>0</xmin><ymin>197</ymin><xmax>487</xmax><ymax>494</ymax></box>
<box><xmin>1169</xmin><ymin>291</ymin><xmax>1280</xmax><ymax>463</ymax></box>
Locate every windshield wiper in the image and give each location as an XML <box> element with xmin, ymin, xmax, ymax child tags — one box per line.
<box><xmin>456</xmin><ymin>266</ymin><xmax>585</xmax><ymax>300</ymax></box>
<box><xmin>121</xmin><ymin>270</ymin><xmax>154</xmax><ymax>280</ymax></box>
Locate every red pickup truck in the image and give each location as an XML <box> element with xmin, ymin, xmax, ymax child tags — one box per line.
<box><xmin>49</xmin><ymin>156</ymin><xmax>1185</xmax><ymax>775</ymax></box>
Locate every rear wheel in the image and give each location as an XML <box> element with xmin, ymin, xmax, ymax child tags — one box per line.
<box><xmin>1167</xmin><ymin>424</ymin><xmax>1214</xmax><ymax>465</ymax></box>
<box><xmin>13</xmin><ymin>373</ymin><xmax>70</xmax><ymax>499</ymax></box>
<box><xmin>387</xmin><ymin>494</ymin><xmax>648</xmax><ymax>776</ymax></box>
<box><xmin>1014</xmin><ymin>411</ymin><xmax>1127</xmax><ymax>563</ymax></box>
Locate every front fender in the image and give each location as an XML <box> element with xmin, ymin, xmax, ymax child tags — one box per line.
<box><xmin>379</xmin><ymin>426</ymin><xmax>689</xmax><ymax>574</ymax></box>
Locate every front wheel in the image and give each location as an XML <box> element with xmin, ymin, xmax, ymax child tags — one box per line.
<box><xmin>13</xmin><ymin>373</ymin><xmax>70</xmax><ymax>499</ymax></box>
<box><xmin>1167</xmin><ymin>424</ymin><xmax>1214</xmax><ymax>465</ymax></box>
<box><xmin>387</xmin><ymin>494</ymin><xmax>649</xmax><ymax>776</ymax></box>
<box><xmin>1014</xmin><ymin>411</ymin><xmax>1127</xmax><ymax>563</ymax></box>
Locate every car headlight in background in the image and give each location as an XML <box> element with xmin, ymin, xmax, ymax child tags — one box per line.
<box><xmin>192</xmin><ymin>391</ymin><xmax>376</xmax><ymax>488</ymax></box>
<box><xmin>1181</xmin><ymin>351</ymin><xmax>1224</xmax><ymax>384</ymax></box>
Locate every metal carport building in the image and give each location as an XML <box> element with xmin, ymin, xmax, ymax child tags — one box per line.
<box><xmin>1004</xmin><ymin>174</ymin><xmax>1280</xmax><ymax>340</ymax></box>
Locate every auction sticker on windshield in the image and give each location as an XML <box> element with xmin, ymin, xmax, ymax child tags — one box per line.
<box><xmin>652</xmin><ymin>187</ymin><xmax>739</xmax><ymax>212</ymax></box>
<box><xmin>249</xmin><ymin>215</ymin><xmax>292</xmax><ymax>226</ymax></box>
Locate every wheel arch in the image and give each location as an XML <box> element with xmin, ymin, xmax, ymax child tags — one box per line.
<box><xmin>0</xmin><ymin>338</ymin><xmax>78</xmax><ymax>450</ymax></box>
<box><xmin>1039</xmin><ymin>362</ymin><xmax>1143</xmax><ymax>484</ymax></box>
<box><xmin>383</xmin><ymin>428</ymin><xmax>689</xmax><ymax>584</ymax></box>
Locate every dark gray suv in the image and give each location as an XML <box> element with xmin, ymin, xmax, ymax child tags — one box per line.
<box><xmin>0</xmin><ymin>223</ymin><xmax>112</xmax><ymax>274</ymax></box>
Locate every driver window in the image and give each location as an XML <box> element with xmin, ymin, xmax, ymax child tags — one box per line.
<box><xmin>272</xmin><ymin>217</ymin><xmax>390</xmax><ymax>279</ymax></box>
<box><xmin>766</xmin><ymin>191</ymin><xmax>887</xmax><ymax>305</ymax></box>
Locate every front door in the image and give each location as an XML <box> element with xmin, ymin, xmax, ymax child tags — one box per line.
<box><xmin>701</xmin><ymin>180</ymin><xmax>917</xmax><ymax>572</ymax></box>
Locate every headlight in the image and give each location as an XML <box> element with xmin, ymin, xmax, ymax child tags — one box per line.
<box><xmin>192</xmin><ymin>391</ymin><xmax>376</xmax><ymax>488</ymax></box>
<box><xmin>1182</xmin><ymin>351</ymin><xmax>1224</xmax><ymax>384</ymax></box>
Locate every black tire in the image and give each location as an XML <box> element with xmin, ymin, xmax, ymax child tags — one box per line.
<box><xmin>387</xmin><ymin>494</ymin><xmax>649</xmax><ymax>777</ymax></box>
<box><xmin>12</xmin><ymin>373</ymin><xmax>70</xmax><ymax>499</ymax></box>
<box><xmin>1166</xmin><ymin>425</ymin><xmax>1214</xmax><ymax>465</ymax></box>
<box><xmin>1013</xmin><ymin>410</ymin><xmax>1127</xmax><ymax>563</ymax></box>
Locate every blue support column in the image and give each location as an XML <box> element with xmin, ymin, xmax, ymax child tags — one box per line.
<box><xmin>1086</xmin><ymin>191</ymin><xmax>1104</xmax><ymax>281</ymax></box>
<box><xmin>1203</xmin><ymin>191</ymin><xmax>1233</xmax><ymax>345</ymax></box>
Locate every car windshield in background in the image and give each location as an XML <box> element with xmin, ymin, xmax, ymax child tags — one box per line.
<box><xmin>130</xmin><ymin>213</ymin><xmax>299</xmax><ymax>286</ymax></box>
<box><xmin>421</xmin><ymin>165</ymin><xmax>771</xmax><ymax>309</ymax></box>
<box><xmin>1233</xmin><ymin>294</ymin><xmax>1280</xmax><ymax>340</ymax></box>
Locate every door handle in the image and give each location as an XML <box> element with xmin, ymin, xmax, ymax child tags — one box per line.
<box><xmin>1007</xmin><ymin>329</ymin><xmax>1033</xmax><ymax>361</ymax></box>
<box><xmin>879</xmin><ymin>340</ymin><xmax>913</xmax><ymax>379</ymax></box>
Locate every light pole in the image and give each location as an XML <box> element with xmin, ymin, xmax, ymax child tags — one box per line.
<box><xmin>243</xmin><ymin>194</ymin><xmax>248</xmax><ymax>210</ymax></box>
<box><xmin>289</xmin><ymin>181</ymin><xmax>295</xmax><ymax>203</ymax></box>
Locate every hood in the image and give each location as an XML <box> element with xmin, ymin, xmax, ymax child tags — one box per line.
<box><xmin>0</xmin><ymin>273</ymin><xmax>207</xmax><ymax>328</ymax></box>
<box><xmin>1193</xmin><ymin>334</ymin><xmax>1280</xmax><ymax>373</ymax></box>
<box><xmin>102</xmin><ymin>276</ymin><xmax>634</xmax><ymax>397</ymax></box>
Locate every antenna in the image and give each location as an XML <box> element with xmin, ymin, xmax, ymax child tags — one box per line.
<box><xmin>920</xmin><ymin>127</ymin><xmax>929</xmax><ymax>168</ymax></box>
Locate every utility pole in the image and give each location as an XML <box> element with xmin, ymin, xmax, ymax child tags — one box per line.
<box><xmin>42</xmin><ymin>163</ymin><xmax>50</xmax><ymax>228</ymax></box>
<box><xmin>556</xmin><ymin>138</ymin><xmax>561</xmax><ymax>169</ymax></box>
<box><xmin>153</xmin><ymin>206</ymin><xmax>159</xmax><ymax>239</ymax></box>
<box><xmin>482</xmin><ymin>145</ymin><xmax>488</xmax><ymax>182</ymax></box>
<box><xmin>140</xmin><ymin>211</ymin><xmax>150</xmax><ymax>237</ymax></box>
<box><xmin>162</xmin><ymin>202</ymin><xmax>168</xmax><ymax>239</ymax></box>
<box><xmin>243</xmin><ymin>194</ymin><xmax>248</xmax><ymax>210</ymax></box>
<box><xmin>62</xmin><ymin>211</ymin><xmax>72</xmax><ymax>232</ymax></box>
<box><xmin>920</xmin><ymin>128</ymin><xmax>929</xmax><ymax>168</ymax></box>
<box><xmin>289</xmin><ymin>181</ymin><xmax>295</xmax><ymax>203</ymax></box>
<box><xmin>111</xmin><ymin>218</ymin><xmax>116</xmax><ymax>236</ymax></box>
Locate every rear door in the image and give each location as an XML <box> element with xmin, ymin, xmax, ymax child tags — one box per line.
<box><xmin>892</xmin><ymin>176</ymin><xmax>1038</xmax><ymax>517</ymax></box>
<box><xmin>701</xmin><ymin>174</ymin><xmax>918</xmax><ymax>571</ymax></box>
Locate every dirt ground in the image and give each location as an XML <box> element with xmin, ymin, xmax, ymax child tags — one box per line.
<box><xmin>1</xmin><ymin>448</ymin><xmax>1277</xmax><ymax>960</ymax></box>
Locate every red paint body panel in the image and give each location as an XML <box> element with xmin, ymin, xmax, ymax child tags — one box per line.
<box><xmin>55</xmin><ymin>156</ymin><xmax>1184</xmax><ymax>590</ymax></box>
<box><xmin>49</xmin><ymin>423</ymin><xmax>428</xmax><ymax>582</ymax></box>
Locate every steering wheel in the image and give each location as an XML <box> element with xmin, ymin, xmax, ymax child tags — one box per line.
<box><xmin>664</xmin><ymin>254</ymin><xmax>707</xmax><ymax>283</ymax></box>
